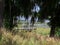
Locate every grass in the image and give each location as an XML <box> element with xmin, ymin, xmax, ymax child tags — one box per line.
<box><xmin>0</xmin><ymin>28</ymin><xmax>60</xmax><ymax>45</ymax></box>
<box><xmin>35</xmin><ymin>28</ymin><xmax>50</xmax><ymax>35</ymax></box>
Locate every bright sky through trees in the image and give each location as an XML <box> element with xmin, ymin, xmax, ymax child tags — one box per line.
<box><xmin>17</xmin><ymin>4</ymin><xmax>40</xmax><ymax>21</ymax></box>
<box><xmin>31</xmin><ymin>3</ymin><xmax>40</xmax><ymax>13</ymax></box>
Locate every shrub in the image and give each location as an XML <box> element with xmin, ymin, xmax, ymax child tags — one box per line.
<box><xmin>55</xmin><ymin>27</ymin><xmax>60</xmax><ymax>37</ymax></box>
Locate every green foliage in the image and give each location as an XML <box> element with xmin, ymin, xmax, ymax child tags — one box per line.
<box><xmin>4</xmin><ymin>20</ymin><xmax>10</xmax><ymax>29</ymax></box>
<box><xmin>4</xmin><ymin>0</ymin><xmax>20</xmax><ymax>30</ymax></box>
<box><xmin>55</xmin><ymin>27</ymin><xmax>60</xmax><ymax>37</ymax></box>
<box><xmin>3</xmin><ymin>0</ymin><xmax>60</xmax><ymax>38</ymax></box>
<box><xmin>4</xmin><ymin>19</ymin><xmax>13</xmax><ymax>30</ymax></box>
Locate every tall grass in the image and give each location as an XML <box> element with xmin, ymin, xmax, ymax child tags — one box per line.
<box><xmin>0</xmin><ymin>28</ymin><xmax>60</xmax><ymax>45</ymax></box>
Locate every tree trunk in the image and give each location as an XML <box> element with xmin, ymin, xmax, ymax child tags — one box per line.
<box><xmin>0</xmin><ymin>0</ymin><xmax>4</xmax><ymax>40</ymax></box>
<box><xmin>9</xmin><ymin>1</ymin><xmax>13</xmax><ymax>30</ymax></box>
<box><xmin>50</xmin><ymin>26</ymin><xmax>55</xmax><ymax>37</ymax></box>
<box><xmin>0</xmin><ymin>0</ymin><xmax>4</xmax><ymax>29</ymax></box>
<box><xmin>9</xmin><ymin>15</ymin><xmax>13</xmax><ymax>30</ymax></box>
<box><xmin>31</xmin><ymin>16</ymin><xmax>35</xmax><ymax>27</ymax></box>
<box><xmin>50</xmin><ymin>16</ymin><xmax>56</xmax><ymax>37</ymax></box>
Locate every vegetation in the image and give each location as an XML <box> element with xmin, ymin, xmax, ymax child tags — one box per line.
<box><xmin>0</xmin><ymin>0</ymin><xmax>60</xmax><ymax>45</ymax></box>
<box><xmin>0</xmin><ymin>0</ymin><xmax>59</xmax><ymax>37</ymax></box>
<box><xmin>0</xmin><ymin>28</ymin><xmax>60</xmax><ymax>45</ymax></box>
<box><xmin>55</xmin><ymin>27</ymin><xmax>60</xmax><ymax>37</ymax></box>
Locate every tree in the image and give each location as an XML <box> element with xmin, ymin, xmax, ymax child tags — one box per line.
<box><xmin>36</xmin><ymin>0</ymin><xmax>60</xmax><ymax>37</ymax></box>
<box><xmin>4</xmin><ymin>0</ymin><xmax>32</xmax><ymax>30</ymax></box>
<box><xmin>0</xmin><ymin>0</ymin><xmax>4</xmax><ymax>29</ymax></box>
<box><xmin>0</xmin><ymin>0</ymin><xmax>4</xmax><ymax>40</ymax></box>
<box><xmin>3</xmin><ymin>0</ymin><xmax>60</xmax><ymax>37</ymax></box>
<box><xmin>4</xmin><ymin>0</ymin><xmax>21</xmax><ymax>30</ymax></box>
